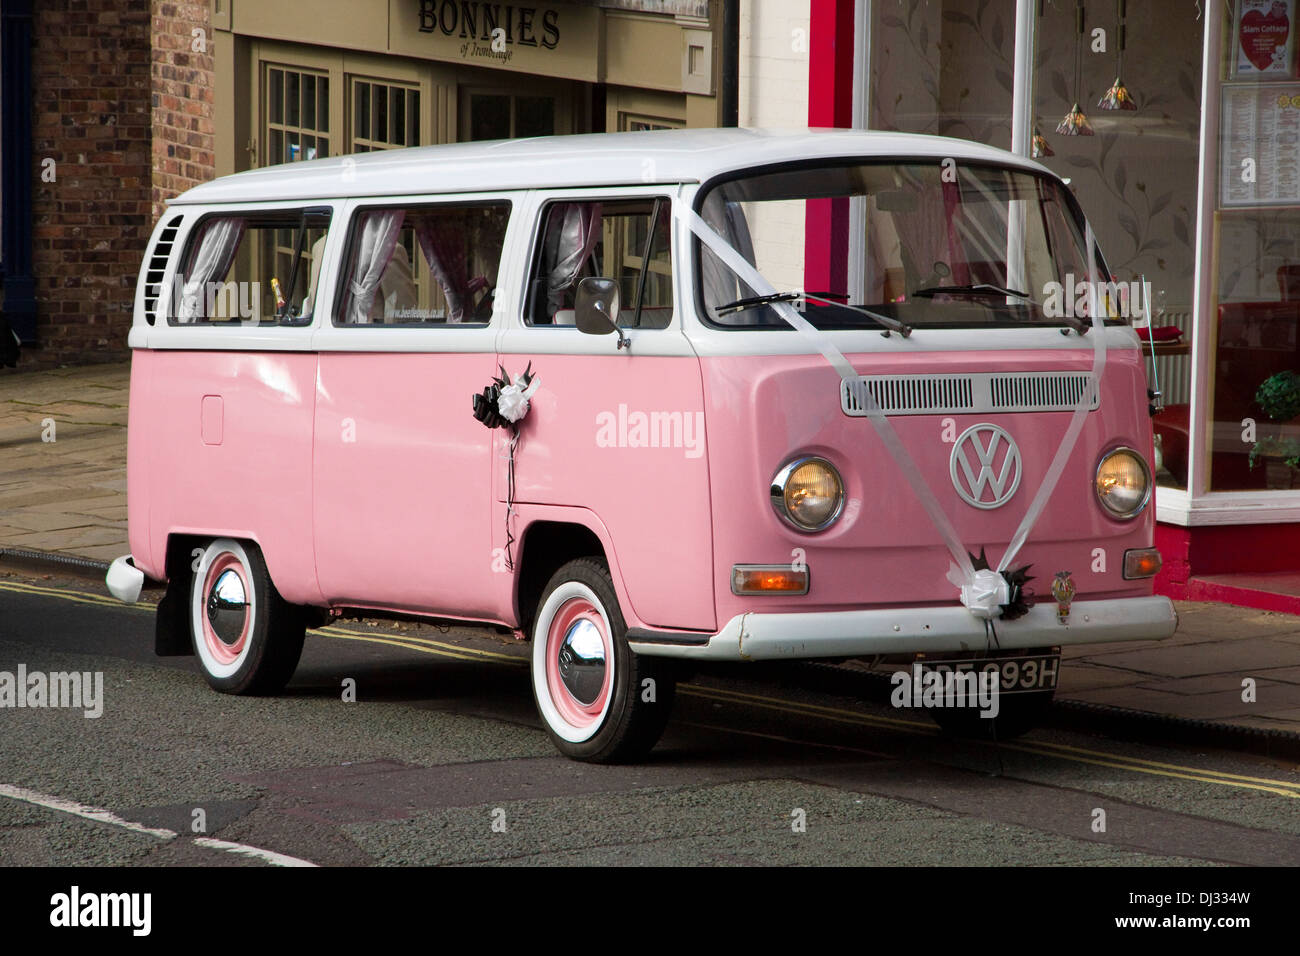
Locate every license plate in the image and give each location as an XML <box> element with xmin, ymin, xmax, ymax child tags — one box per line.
<box><xmin>915</xmin><ymin>654</ymin><xmax>1059</xmax><ymax>694</ymax></box>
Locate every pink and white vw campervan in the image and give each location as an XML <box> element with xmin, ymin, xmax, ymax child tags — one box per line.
<box><xmin>106</xmin><ymin>129</ymin><xmax>1177</xmax><ymax>761</ymax></box>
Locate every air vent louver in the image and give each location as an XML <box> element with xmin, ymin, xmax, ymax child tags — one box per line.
<box><xmin>142</xmin><ymin>215</ymin><xmax>183</xmax><ymax>325</ymax></box>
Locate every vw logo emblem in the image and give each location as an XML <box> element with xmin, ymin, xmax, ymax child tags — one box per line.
<box><xmin>950</xmin><ymin>423</ymin><xmax>1022</xmax><ymax>509</ymax></box>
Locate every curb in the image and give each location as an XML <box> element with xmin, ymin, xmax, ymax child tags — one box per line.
<box><xmin>0</xmin><ymin>547</ymin><xmax>111</xmax><ymax>580</ymax></box>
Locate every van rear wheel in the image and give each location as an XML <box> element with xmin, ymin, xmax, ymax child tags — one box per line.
<box><xmin>530</xmin><ymin>558</ymin><xmax>675</xmax><ymax>762</ymax></box>
<box><xmin>190</xmin><ymin>538</ymin><xmax>305</xmax><ymax>695</ymax></box>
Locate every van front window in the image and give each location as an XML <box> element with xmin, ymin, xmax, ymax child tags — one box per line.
<box><xmin>697</xmin><ymin>162</ymin><xmax>1115</xmax><ymax>331</ymax></box>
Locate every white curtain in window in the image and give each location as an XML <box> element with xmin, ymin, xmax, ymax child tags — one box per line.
<box><xmin>347</xmin><ymin>210</ymin><xmax>405</xmax><ymax>324</ymax></box>
<box><xmin>177</xmin><ymin>218</ymin><xmax>245</xmax><ymax>322</ymax></box>
<box><xmin>546</xmin><ymin>203</ymin><xmax>602</xmax><ymax>314</ymax></box>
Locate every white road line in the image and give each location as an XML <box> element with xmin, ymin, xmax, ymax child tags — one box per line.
<box><xmin>192</xmin><ymin>837</ymin><xmax>318</xmax><ymax>868</ymax></box>
<box><xmin>0</xmin><ymin>783</ymin><xmax>178</xmax><ymax>840</ymax></box>
<box><xmin>1</xmin><ymin>782</ymin><xmax>319</xmax><ymax>867</ymax></box>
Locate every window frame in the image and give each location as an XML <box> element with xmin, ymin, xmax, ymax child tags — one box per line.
<box><xmin>691</xmin><ymin>156</ymin><xmax>1110</xmax><ymax>332</ymax></box>
<box><xmin>166</xmin><ymin>206</ymin><xmax>333</xmax><ymax>328</ymax></box>
<box><xmin>331</xmin><ymin>197</ymin><xmax>514</xmax><ymax>329</ymax></box>
<box><xmin>522</xmin><ymin>193</ymin><xmax>676</xmax><ymax>330</ymax></box>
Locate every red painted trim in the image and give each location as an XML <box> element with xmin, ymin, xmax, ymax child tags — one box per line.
<box><xmin>1155</xmin><ymin>520</ymin><xmax>1300</xmax><ymax>614</ymax></box>
<box><xmin>805</xmin><ymin>0</ymin><xmax>857</xmax><ymax>295</ymax></box>
<box><xmin>1183</xmin><ymin>578</ymin><xmax>1300</xmax><ymax>616</ymax></box>
<box><xmin>807</xmin><ymin>0</ymin><xmax>856</xmax><ymax>128</ymax></box>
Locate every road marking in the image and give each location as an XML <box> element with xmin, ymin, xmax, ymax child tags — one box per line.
<box><xmin>677</xmin><ymin>720</ymin><xmax>893</xmax><ymax>758</ymax></box>
<box><xmin>320</xmin><ymin>628</ymin><xmax>505</xmax><ymax>664</ymax></box>
<box><xmin>0</xmin><ymin>783</ymin><xmax>320</xmax><ymax>865</ymax></box>
<box><xmin>193</xmin><ymin>837</ymin><xmax>318</xmax><ymax>868</ymax></box>
<box><xmin>682</xmin><ymin>683</ymin><xmax>938</xmax><ymax>733</ymax></box>
<box><xmin>321</xmin><ymin>625</ymin><xmax>526</xmax><ymax>665</ymax></box>
<box><xmin>10</xmin><ymin>578</ymin><xmax>1300</xmax><ymax>798</ymax></box>
<box><xmin>682</xmin><ymin>684</ymin><xmax>1300</xmax><ymax>798</ymax></box>
<box><xmin>0</xmin><ymin>580</ymin><xmax>150</xmax><ymax>611</ymax></box>
<box><xmin>0</xmin><ymin>783</ymin><xmax>177</xmax><ymax>839</ymax></box>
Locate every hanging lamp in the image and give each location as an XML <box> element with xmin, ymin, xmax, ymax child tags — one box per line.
<box><xmin>1098</xmin><ymin>0</ymin><xmax>1137</xmax><ymax>109</ymax></box>
<box><xmin>1058</xmin><ymin>0</ymin><xmax>1095</xmax><ymax>135</ymax></box>
<box><xmin>1032</xmin><ymin>127</ymin><xmax>1055</xmax><ymax>157</ymax></box>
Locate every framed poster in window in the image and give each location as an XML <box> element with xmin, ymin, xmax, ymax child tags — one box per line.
<box><xmin>1219</xmin><ymin>82</ymin><xmax>1300</xmax><ymax>205</ymax></box>
<box><xmin>1233</xmin><ymin>0</ymin><xmax>1298</xmax><ymax>78</ymax></box>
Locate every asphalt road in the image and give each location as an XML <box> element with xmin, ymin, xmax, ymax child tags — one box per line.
<box><xmin>1</xmin><ymin>567</ymin><xmax>1298</xmax><ymax>867</ymax></box>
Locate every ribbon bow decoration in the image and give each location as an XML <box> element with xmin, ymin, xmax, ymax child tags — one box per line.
<box><xmin>472</xmin><ymin>363</ymin><xmax>541</xmax><ymax>430</ymax></box>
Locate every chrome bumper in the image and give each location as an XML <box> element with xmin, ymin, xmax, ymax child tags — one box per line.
<box><xmin>629</xmin><ymin>596</ymin><xmax>1177</xmax><ymax>661</ymax></box>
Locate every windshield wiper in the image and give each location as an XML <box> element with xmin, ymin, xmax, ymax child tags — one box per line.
<box><xmin>714</xmin><ymin>291</ymin><xmax>803</xmax><ymax>315</ymax></box>
<box><xmin>909</xmin><ymin>282</ymin><xmax>1091</xmax><ymax>334</ymax></box>
<box><xmin>911</xmin><ymin>283</ymin><xmax>1030</xmax><ymax>299</ymax></box>
<box><xmin>714</xmin><ymin>290</ymin><xmax>911</xmax><ymax>338</ymax></box>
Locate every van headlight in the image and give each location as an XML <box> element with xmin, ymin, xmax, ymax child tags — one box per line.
<box><xmin>1095</xmin><ymin>447</ymin><xmax>1151</xmax><ymax>519</ymax></box>
<box><xmin>771</xmin><ymin>456</ymin><xmax>844</xmax><ymax>531</ymax></box>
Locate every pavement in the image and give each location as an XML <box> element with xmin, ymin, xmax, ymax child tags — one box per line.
<box><xmin>3</xmin><ymin>361</ymin><xmax>1300</xmax><ymax>739</ymax></box>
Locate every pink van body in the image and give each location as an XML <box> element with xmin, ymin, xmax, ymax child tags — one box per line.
<box><xmin>111</xmin><ymin>129</ymin><xmax>1176</xmax><ymax>679</ymax></box>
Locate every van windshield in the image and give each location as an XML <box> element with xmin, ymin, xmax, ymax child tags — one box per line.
<box><xmin>697</xmin><ymin>161</ymin><xmax>1116</xmax><ymax>331</ymax></box>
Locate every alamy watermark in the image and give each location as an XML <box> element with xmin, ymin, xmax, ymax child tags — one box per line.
<box><xmin>0</xmin><ymin>666</ymin><xmax>103</xmax><ymax>718</ymax></box>
<box><xmin>169</xmin><ymin>274</ymin><xmax>262</xmax><ymax>323</ymax></box>
<box><xmin>1041</xmin><ymin>275</ymin><xmax>1149</xmax><ymax>321</ymax></box>
<box><xmin>595</xmin><ymin>404</ymin><xmax>705</xmax><ymax>459</ymax></box>
<box><xmin>890</xmin><ymin>663</ymin><xmax>1000</xmax><ymax>718</ymax></box>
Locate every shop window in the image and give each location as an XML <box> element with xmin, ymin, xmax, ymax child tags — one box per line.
<box><xmin>266</xmin><ymin>65</ymin><xmax>330</xmax><ymax>165</ymax></box>
<box><xmin>170</xmin><ymin>210</ymin><xmax>331</xmax><ymax>326</ymax></box>
<box><xmin>869</xmin><ymin>1</ymin><xmax>1015</xmax><ymax>148</ymax></box>
<box><xmin>351</xmin><ymin>79</ymin><xmax>421</xmax><ymax>152</ymax></box>
<box><xmin>464</xmin><ymin>91</ymin><xmax>556</xmax><ymax>140</ymax></box>
<box><xmin>526</xmin><ymin>198</ymin><xmax>673</xmax><ymax>328</ymax></box>
<box><xmin>1206</xmin><ymin>2</ymin><xmax>1300</xmax><ymax>492</ymax></box>
<box><xmin>619</xmin><ymin>113</ymin><xmax>682</xmax><ymax>132</ymax></box>
<box><xmin>336</xmin><ymin>202</ymin><xmax>510</xmax><ymax>326</ymax></box>
<box><xmin>1029</xmin><ymin>2</ymin><xmax>1203</xmax><ymax>492</ymax></box>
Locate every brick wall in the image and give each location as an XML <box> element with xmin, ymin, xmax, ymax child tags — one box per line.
<box><xmin>28</xmin><ymin>1</ymin><xmax>152</xmax><ymax>367</ymax></box>
<box><xmin>150</xmin><ymin>1</ymin><xmax>215</xmax><ymax>222</ymax></box>
<box><xmin>20</xmin><ymin>1</ymin><xmax>216</xmax><ymax>369</ymax></box>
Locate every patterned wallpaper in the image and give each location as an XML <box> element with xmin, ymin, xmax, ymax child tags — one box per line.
<box><xmin>870</xmin><ymin>0</ymin><xmax>1204</xmax><ymax>314</ymax></box>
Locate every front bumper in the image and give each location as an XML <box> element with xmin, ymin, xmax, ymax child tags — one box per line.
<box><xmin>628</xmin><ymin>595</ymin><xmax>1177</xmax><ymax>661</ymax></box>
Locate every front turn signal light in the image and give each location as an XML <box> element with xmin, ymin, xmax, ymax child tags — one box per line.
<box><xmin>731</xmin><ymin>565</ymin><xmax>810</xmax><ymax>595</ymax></box>
<box><xmin>1123</xmin><ymin>548</ymin><xmax>1162</xmax><ymax>580</ymax></box>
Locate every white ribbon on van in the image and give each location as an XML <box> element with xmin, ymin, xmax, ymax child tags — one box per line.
<box><xmin>680</xmin><ymin>208</ymin><xmax>1108</xmax><ymax>620</ymax></box>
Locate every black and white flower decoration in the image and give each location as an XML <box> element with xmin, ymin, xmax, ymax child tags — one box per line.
<box><xmin>472</xmin><ymin>363</ymin><xmax>540</xmax><ymax>430</ymax></box>
<box><xmin>472</xmin><ymin>364</ymin><xmax>541</xmax><ymax>572</ymax></box>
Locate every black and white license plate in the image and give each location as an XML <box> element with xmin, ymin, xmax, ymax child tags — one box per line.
<box><xmin>915</xmin><ymin>654</ymin><xmax>1060</xmax><ymax>694</ymax></box>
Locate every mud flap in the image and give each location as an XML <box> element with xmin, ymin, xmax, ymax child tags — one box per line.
<box><xmin>154</xmin><ymin>548</ymin><xmax>194</xmax><ymax>657</ymax></box>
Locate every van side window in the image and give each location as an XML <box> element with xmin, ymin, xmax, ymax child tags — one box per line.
<box><xmin>336</xmin><ymin>202</ymin><xmax>511</xmax><ymax>325</ymax></box>
<box><xmin>170</xmin><ymin>209</ymin><xmax>330</xmax><ymax>326</ymax></box>
<box><xmin>526</xmin><ymin>198</ymin><xmax>673</xmax><ymax>328</ymax></box>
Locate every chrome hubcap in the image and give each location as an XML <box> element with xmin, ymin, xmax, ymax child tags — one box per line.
<box><xmin>557</xmin><ymin>618</ymin><xmax>606</xmax><ymax>705</ymax></box>
<box><xmin>206</xmin><ymin>568</ymin><xmax>248</xmax><ymax>646</ymax></box>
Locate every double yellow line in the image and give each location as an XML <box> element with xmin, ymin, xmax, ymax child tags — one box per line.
<box><xmin>6</xmin><ymin>578</ymin><xmax>1299</xmax><ymax>797</ymax></box>
<box><xmin>681</xmin><ymin>683</ymin><xmax>1300</xmax><ymax>798</ymax></box>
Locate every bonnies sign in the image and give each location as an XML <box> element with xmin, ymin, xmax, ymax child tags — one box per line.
<box><xmin>418</xmin><ymin>0</ymin><xmax>562</xmax><ymax>60</ymax></box>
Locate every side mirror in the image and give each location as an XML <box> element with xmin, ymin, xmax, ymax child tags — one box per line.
<box><xmin>575</xmin><ymin>277</ymin><xmax>629</xmax><ymax>349</ymax></box>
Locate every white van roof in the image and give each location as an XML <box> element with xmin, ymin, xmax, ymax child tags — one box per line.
<box><xmin>170</xmin><ymin>127</ymin><xmax>1048</xmax><ymax>205</ymax></box>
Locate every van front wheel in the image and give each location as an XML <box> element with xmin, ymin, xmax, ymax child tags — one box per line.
<box><xmin>531</xmin><ymin>558</ymin><xmax>674</xmax><ymax>762</ymax></box>
<box><xmin>190</xmin><ymin>538</ymin><xmax>305</xmax><ymax>695</ymax></box>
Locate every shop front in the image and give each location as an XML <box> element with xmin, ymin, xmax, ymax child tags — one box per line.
<box><xmin>804</xmin><ymin>0</ymin><xmax>1300</xmax><ymax>609</ymax></box>
<box><xmin>210</xmin><ymin>0</ymin><xmax>718</xmax><ymax>177</ymax></box>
